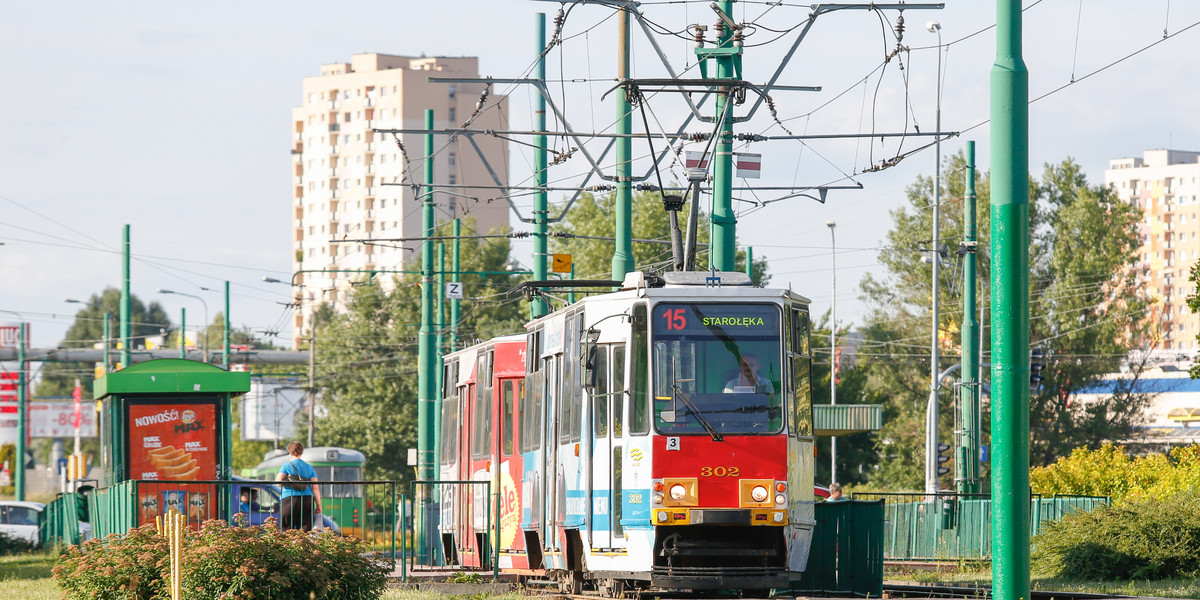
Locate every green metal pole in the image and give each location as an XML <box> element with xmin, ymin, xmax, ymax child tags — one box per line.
<box><xmin>223</xmin><ymin>281</ymin><xmax>230</xmax><ymax>368</ymax></box>
<box><xmin>103</xmin><ymin>313</ymin><xmax>111</xmax><ymax>372</ymax></box>
<box><xmin>121</xmin><ymin>225</ymin><xmax>131</xmax><ymax>369</ymax></box>
<box><xmin>745</xmin><ymin>246</ymin><xmax>753</xmax><ymax>278</ymax></box>
<box><xmin>991</xmin><ymin>0</ymin><xmax>1031</xmax><ymax>597</ymax></box>
<box><xmin>611</xmin><ymin>6</ymin><xmax>635</xmax><ymax>281</ymax></box>
<box><xmin>451</xmin><ymin>218</ymin><xmax>461</xmax><ymax>352</ymax></box>
<box><xmin>569</xmin><ymin>264</ymin><xmax>576</xmax><ymax>304</ymax></box>
<box><xmin>417</xmin><ymin>108</ymin><xmax>436</xmax><ymax>564</ymax></box>
<box><xmin>15</xmin><ymin>323</ymin><xmax>27</xmax><ymax>500</ymax></box>
<box><xmin>710</xmin><ymin>0</ymin><xmax>738</xmax><ymax>271</ymax></box>
<box><xmin>180</xmin><ymin>308</ymin><xmax>187</xmax><ymax>359</ymax></box>
<box><xmin>533</xmin><ymin>13</ymin><xmax>551</xmax><ymax>317</ymax></box>
<box><xmin>436</xmin><ymin>242</ymin><xmax>446</xmax><ymax>395</ymax></box>
<box><xmin>958</xmin><ymin>141</ymin><xmax>980</xmax><ymax>495</ymax></box>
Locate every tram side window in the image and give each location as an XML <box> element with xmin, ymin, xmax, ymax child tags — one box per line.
<box><xmin>561</xmin><ymin>317</ymin><xmax>578</xmax><ymax>441</ymax></box>
<box><xmin>613</xmin><ymin>346</ymin><xmax>625</xmax><ymax>437</ymax></box>
<box><xmin>789</xmin><ymin>308</ymin><xmax>813</xmax><ymax>437</ymax></box>
<box><xmin>571</xmin><ymin>316</ymin><xmax>584</xmax><ymax>443</ymax></box>
<box><xmin>631</xmin><ymin>304</ymin><xmax>650</xmax><ymax>435</ymax></box>
<box><xmin>593</xmin><ymin>347</ymin><xmax>609</xmax><ymax>438</ymax></box>
<box><xmin>502</xmin><ymin>380</ymin><xmax>515</xmax><ymax>456</ymax></box>
<box><xmin>481</xmin><ymin>380</ymin><xmax>494</xmax><ymax>456</ymax></box>
<box><xmin>522</xmin><ymin>369</ymin><xmax>544</xmax><ymax>452</ymax></box>
<box><xmin>440</xmin><ymin>388</ymin><xmax>458</xmax><ymax>464</ymax></box>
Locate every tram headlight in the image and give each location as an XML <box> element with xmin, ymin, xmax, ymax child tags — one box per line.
<box><xmin>775</xmin><ymin>494</ymin><xmax>787</xmax><ymax>505</ymax></box>
<box><xmin>751</xmin><ymin>485</ymin><xmax>769</xmax><ymax>502</ymax></box>
<box><xmin>654</xmin><ymin>493</ymin><xmax>665</xmax><ymax>505</ymax></box>
<box><xmin>670</xmin><ymin>484</ymin><xmax>687</xmax><ymax>501</ymax></box>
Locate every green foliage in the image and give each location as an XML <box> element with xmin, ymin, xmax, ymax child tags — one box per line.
<box><xmin>857</xmin><ymin>154</ymin><xmax>1153</xmax><ymax>488</ymax></box>
<box><xmin>1031</xmin><ymin>493</ymin><xmax>1200</xmax><ymax>580</ymax></box>
<box><xmin>1031</xmin><ymin>443</ymin><xmax>1200</xmax><ymax>503</ymax></box>
<box><xmin>0</xmin><ymin>531</ymin><xmax>36</xmax><ymax>556</ymax></box>
<box><xmin>312</xmin><ymin>217</ymin><xmax>526</xmax><ymax>484</ymax></box>
<box><xmin>36</xmin><ymin>288</ymin><xmax>172</xmax><ymax>397</ymax></box>
<box><xmin>550</xmin><ymin>190</ymin><xmax>769</xmax><ymax>284</ymax></box>
<box><xmin>52</xmin><ymin>521</ymin><xmax>387</xmax><ymax>600</ymax></box>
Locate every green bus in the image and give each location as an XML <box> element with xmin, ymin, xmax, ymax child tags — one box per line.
<box><xmin>245</xmin><ymin>446</ymin><xmax>367</xmax><ymax>536</ymax></box>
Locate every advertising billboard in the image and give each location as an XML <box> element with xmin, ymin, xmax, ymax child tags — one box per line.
<box><xmin>29</xmin><ymin>401</ymin><xmax>97</xmax><ymax>438</ymax></box>
<box><xmin>127</xmin><ymin>403</ymin><xmax>218</xmax><ymax>481</ymax></box>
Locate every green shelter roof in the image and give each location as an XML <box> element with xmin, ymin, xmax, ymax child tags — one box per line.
<box><xmin>93</xmin><ymin>358</ymin><xmax>251</xmax><ymax>399</ymax></box>
<box><xmin>814</xmin><ymin>404</ymin><xmax>882</xmax><ymax>437</ymax></box>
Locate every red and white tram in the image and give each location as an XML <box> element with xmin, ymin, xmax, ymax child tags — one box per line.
<box><xmin>439</xmin><ymin>270</ymin><xmax>816</xmax><ymax>593</ymax></box>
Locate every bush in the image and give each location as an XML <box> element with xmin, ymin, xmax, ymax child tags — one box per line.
<box><xmin>53</xmin><ymin>520</ymin><xmax>388</xmax><ymax>600</ymax></box>
<box><xmin>0</xmin><ymin>530</ymin><xmax>37</xmax><ymax>556</ymax></box>
<box><xmin>1031</xmin><ymin>443</ymin><xmax>1200</xmax><ymax>503</ymax></box>
<box><xmin>1031</xmin><ymin>493</ymin><xmax>1200</xmax><ymax>580</ymax></box>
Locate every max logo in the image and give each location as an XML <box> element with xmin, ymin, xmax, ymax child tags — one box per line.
<box><xmin>174</xmin><ymin>420</ymin><xmax>205</xmax><ymax>434</ymax></box>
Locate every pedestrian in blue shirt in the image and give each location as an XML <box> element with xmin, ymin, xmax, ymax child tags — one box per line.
<box><xmin>276</xmin><ymin>441</ymin><xmax>322</xmax><ymax>531</ymax></box>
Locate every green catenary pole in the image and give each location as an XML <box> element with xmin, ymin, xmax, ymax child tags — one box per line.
<box><xmin>103</xmin><ymin>313</ymin><xmax>111</xmax><ymax>372</ymax></box>
<box><xmin>436</xmin><ymin>242</ymin><xmax>446</xmax><ymax>393</ymax></box>
<box><xmin>745</xmin><ymin>246</ymin><xmax>753</xmax><ymax>278</ymax></box>
<box><xmin>15</xmin><ymin>323</ymin><xmax>27</xmax><ymax>500</ymax></box>
<box><xmin>417</xmin><ymin>108</ymin><xmax>436</xmax><ymax>563</ymax></box>
<box><xmin>533</xmin><ymin>13</ymin><xmax>551</xmax><ymax>317</ymax></box>
<box><xmin>121</xmin><ymin>225</ymin><xmax>131</xmax><ymax>369</ymax></box>
<box><xmin>180</xmin><ymin>308</ymin><xmax>187</xmax><ymax>359</ymax></box>
<box><xmin>710</xmin><ymin>0</ymin><xmax>738</xmax><ymax>271</ymax></box>
<box><xmin>223</xmin><ymin>281</ymin><xmax>230</xmax><ymax>368</ymax></box>
<box><xmin>958</xmin><ymin>141</ymin><xmax>980</xmax><ymax>495</ymax></box>
<box><xmin>612</xmin><ymin>6</ymin><xmax>635</xmax><ymax>281</ymax></box>
<box><xmin>451</xmin><ymin>218</ymin><xmax>461</xmax><ymax>351</ymax></box>
<box><xmin>991</xmin><ymin>1</ymin><xmax>1031</xmax><ymax>597</ymax></box>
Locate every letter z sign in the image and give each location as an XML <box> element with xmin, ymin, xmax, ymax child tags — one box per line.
<box><xmin>446</xmin><ymin>282</ymin><xmax>464</xmax><ymax>300</ymax></box>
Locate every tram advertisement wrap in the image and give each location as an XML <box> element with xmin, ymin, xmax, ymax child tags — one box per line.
<box><xmin>128</xmin><ymin>403</ymin><xmax>218</xmax><ymax>526</ymax></box>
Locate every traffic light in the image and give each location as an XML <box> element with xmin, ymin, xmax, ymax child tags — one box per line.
<box><xmin>937</xmin><ymin>442</ymin><xmax>951</xmax><ymax>477</ymax></box>
<box><xmin>1030</xmin><ymin>347</ymin><xmax>1046</xmax><ymax>389</ymax></box>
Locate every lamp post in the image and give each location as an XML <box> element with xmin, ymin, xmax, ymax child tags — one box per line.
<box><xmin>827</xmin><ymin>221</ymin><xmax>838</xmax><ymax>485</ymax></box>
<box><xmin>925</xmin><ymin>20</ymin><xmax>944</xmax><ymax>495</ymax></box>
<box><xmin>157</xmin><ymin>289</ymin><xmax>208</xmax><ymax>363</ymax></box>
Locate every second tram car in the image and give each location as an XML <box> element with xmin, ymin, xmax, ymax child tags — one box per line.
<box><xmin>438</xmin><ymin>271</ymin><xmax>815</xmax><ymax>593</ymax></box>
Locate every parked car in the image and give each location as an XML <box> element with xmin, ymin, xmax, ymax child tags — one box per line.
<box><xmin>230</xmin><ymin>477</ymin><xmax>339</xmax><ymax>533</ymax></box>
<box><xmin>0</xmin><ymin>500</ymin><xmax>92</xmax><ymax>547</ymax></box>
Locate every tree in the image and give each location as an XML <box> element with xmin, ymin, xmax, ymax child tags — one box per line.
<box><xmin>551</xmin><ymin>190</ymin><xmax>770</xmax><ymax>284</ymax></box>
<box><xmin>856</xmin><ymin>153</ymin><xmax>1152</xmax><ymax>489</ymax></box>
<box><xmin>809</xmin><ymin>313</ymin><xmax>878</xmax><ymax>487</ymax></box>
<box><xmin>311</xmin><ymin>218</ymin><xmax>527</xmax><ymax>483</ymax></box>
<box><xmin>36</xmin><ymin>288</ymin><xmax>171</xmax><ymax>397</ymax></box>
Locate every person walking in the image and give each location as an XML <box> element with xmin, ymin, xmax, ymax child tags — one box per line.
<box><xmin>276</xmin><ymin>441</ymin><xmax>321</xmax><ymax>531</ymax></box>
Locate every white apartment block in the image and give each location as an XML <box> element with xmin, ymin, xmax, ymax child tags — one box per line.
<box><xmin>1105</xmin><ymin>149</ymin><xmax>1200</xmax><ymax>357</ymax></box>
<box><xmin>290</xmin><ymin>54</ymin><xmax>509</xmax><ymax>343</ymax></box>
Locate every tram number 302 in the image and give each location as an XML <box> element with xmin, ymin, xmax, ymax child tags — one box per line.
<box><xmin>699</xmin><ymin>466</ymin><xmax>741</xmax><ymax>477</ymax></box>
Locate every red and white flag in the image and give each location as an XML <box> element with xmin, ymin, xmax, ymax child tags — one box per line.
<box><xmin>735</xmin><ymin>152</ymin><xmax>761</xmax><ymax>178</ymax></box>
<box><xmin>685</xmin><ymin>151</ymin><xmax>710</xmax><ymax>169</ymax></box>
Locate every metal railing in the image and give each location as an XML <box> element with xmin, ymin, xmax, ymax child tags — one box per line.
<box><xmin>408</xmin><ymin>479</ymin><xmax>496</xmax><ymax>580</ymax></box>
<box><xmin>850</xmin><ymin>492</ymin><xmax>1109</xmax><ymax>561</ymax></box>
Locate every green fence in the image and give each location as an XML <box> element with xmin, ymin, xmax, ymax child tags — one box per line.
<box><xmin>851</xmin><ymin>492</ymin><xmax>1109</xmax><ymax>561</ymax></box>
<box><xmin>40</xmin><ymin>492</ymin><xmax>86</xmax><ymax>547</ymax></box>
<box><xmin>794</xmin><ymin>500</ymin><xmax>884</xmax><ymax>597</ymax></box>
<box><xmin>43</xmin><ymin>479</ymin><xmax>397</xmax><ymax>567</ymax></box>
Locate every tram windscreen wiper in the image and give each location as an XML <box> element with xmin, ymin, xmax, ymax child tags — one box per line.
<box><xmin>672</xmin><ymin>384</ymin><xmax>722</xmax><ymax>442</ymax></box>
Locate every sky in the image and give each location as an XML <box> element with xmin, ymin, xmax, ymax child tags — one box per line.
<box><xmin>2</xmin><ymin>1</ymin><xmax>1199</xmax><ymax>352</ymax></box>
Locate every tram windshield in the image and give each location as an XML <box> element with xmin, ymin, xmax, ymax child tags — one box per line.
<box><xmin>651</xmin><ymin>303</ymin><xmax>783</xmax><ymax>436</ymax></box>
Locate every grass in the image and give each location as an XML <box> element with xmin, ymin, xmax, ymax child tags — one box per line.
<box><xmin>0</xmin><ymin>553</ymin><xmax>60</xmax><ymax>600</ymax></box>
<box><xmin>887</xmin><ymin>563</ymin><xmax>1200</xmax><ymax>599</ymax></box>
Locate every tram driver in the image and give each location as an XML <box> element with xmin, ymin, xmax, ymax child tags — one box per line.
<box><xmin>723</xmin><ymin>354</ymin><xmax>776</xmax><ymax>395</ymax></box>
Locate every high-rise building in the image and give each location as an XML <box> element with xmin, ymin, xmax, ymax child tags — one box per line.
<box><xmin>1105</xmin><ymin>149</ymin><xmax>1200</xmax><ymax>356</ymax></box>
<box><xmin>290</xmin><ymin>54</ymin><xmax>508</xmax><ymax>343</ymax></box>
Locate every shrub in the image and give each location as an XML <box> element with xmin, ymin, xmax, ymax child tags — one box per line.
<box><xmin>52</xmin><ymin>524</ymin><xmax>169</xmax><ymax>600</ymax></box>
<box><xmin>0</xmin><ymin>530</ymin><xmax>37</xmax><ymax>556</ymax></box>
<box><xmin>1032</xmin><ymin>442</ymin><xmax>1200</xmax><ymax>503</ymax></box>
<box><xmin>1031</xmin><ymin>493</ymin><xmax>1200</xmax><ymax>580</ymax></box>
<box><xmin>54</xmin><ymin>520</ymin><xmax>388</xmax><ymax>600</ymax></box>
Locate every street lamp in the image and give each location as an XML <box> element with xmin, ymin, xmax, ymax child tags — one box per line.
<box><xmin>827</xmin><ymin>221</ymin><xmax>838</xmax><ymax>486</ymax></box>
<box><xmin>157</xmin><ymin>289</ymin><xmax>208</xmax><ymax>363</ymax></box>
<box><xmin>925</xmin><ymin>19</ymin><xmax>944</xmax><ymax>495</ymax></box>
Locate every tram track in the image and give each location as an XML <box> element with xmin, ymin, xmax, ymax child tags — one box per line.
<box><xmin>517</xmin><ymin>582</ymin><xmax>1140</xmax><ymax>600</ymax></box>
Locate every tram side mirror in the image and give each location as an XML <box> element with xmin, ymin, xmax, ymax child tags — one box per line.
<box><xmin>583</xmin><ymin>328</ymin><xmax>601</xmax><ymax>391</ymax></box>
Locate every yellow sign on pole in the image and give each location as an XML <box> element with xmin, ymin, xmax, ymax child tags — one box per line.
<box><xmin>551</xmin><ymin>254</ymin><xmax>572</xmax><ymax>274</ymax></box>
